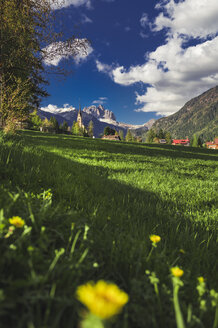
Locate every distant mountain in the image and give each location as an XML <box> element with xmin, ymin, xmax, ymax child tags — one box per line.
<box><xmin>38</xmin><ymin>105</ymin><xmax>155</xmax><ymax>137</ymax></box>
<box><xmin>83</xmin><ymin>105</ymin><xmax>116</xmax><ymax>123</ymax></box>
<box><xmin>153</xmin><ymin>86</ymin><xmax>218</xmax><ymax>140</ymax></box>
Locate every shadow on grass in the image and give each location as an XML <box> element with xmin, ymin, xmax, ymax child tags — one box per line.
<box><xmin>1</xmin><ymin>135</ymin><xmax>216</xmax><ymax>243</ymax></box>
<box><xmin>1</xmin><ymin>134</ymin><xmax>218</xmax><ymax>328</ymax></box>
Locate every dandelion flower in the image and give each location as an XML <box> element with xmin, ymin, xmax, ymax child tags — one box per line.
<box><xmin>44</xmin><ymin>192</ymin><xmax>52</xmax><ymax>199</ymax></box>
<box><xmin>76</xmin><ymin>280</ymin><xmax>129</xmax><ymax>319</ymax></box>
<box><xmin>171</xmin><ymin>267</ymin><xmax>184</xmax><ymax>278</ymax></box>
<box><xmin>150</xmin><ymin>235</ymin><xmax>161</xmax><ymax>243</ymax></box>
<box><xmin>198</xmin><ymin>276</ymin><xmax>204</xmax><ymax>283</ymax></box>
<box><xmin>9</xmin><ymin>216</ymin><xmax>25</xmax><ymax>228</ymax></box>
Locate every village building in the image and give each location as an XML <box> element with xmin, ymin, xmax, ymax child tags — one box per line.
<box><xmin>102</xmin><ymin>135</ymin><xmax>121</xmax><ymax>141</ymax></box>
<box><xmin>77</xmin><ymin>105</ymin><xmax>85</xmax><ymax>129</ymax></box>
<box><xmin>159</xmin><ymin>139</ymin><xmax>167</xmax><ymax>144</ymax></box>
<box><xmin>172</xmin><ymin>138</ymin><xmax>190</xmax><ymax>146</ymax></box>
<box><xmin>40</xmin><ymin>126</ymin><xmax>56</xmax><ymax>133</ymax></box>
<box><xmin>205</xmin><ymin>138</ymin><xmax>218</xmax><ymax>150</ymax></box>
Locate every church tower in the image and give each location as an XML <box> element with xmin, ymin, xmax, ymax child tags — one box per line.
<box><xmin>77</xmin><ymin>104</ymin><xmax>83</xmax><ymax>128</ymax></box>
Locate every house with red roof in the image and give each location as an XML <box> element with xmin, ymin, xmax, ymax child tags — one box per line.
<box><xmin>206</xmin><ymin>138</ymin><xmax>218</xmax><ymax>150</ymax></box>
<box><xmin>172</xmin><ymin>138</ymin><xmax>190</xmax><ymax>146</ymax></box>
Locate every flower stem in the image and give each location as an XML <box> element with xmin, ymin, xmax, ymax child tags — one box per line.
<box><xmin>213</xmin><ymin>305</ymin><xmax>218</xmax><ymax>328</ymax></box>
<box><xmin>173</xmin><ymin>281</ymin><xmax>186</xmax><ymax>328</ymax></box>
<box><xmin>146</xmin><ymin>246</ymin><xmax>154</xmax><ymax>262</ymax></box>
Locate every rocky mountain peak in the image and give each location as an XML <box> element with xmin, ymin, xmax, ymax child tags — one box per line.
<box><xmin>83</xmin><ymin>105</ymin><xmax>116</xmax><ymax>122</ymax></box>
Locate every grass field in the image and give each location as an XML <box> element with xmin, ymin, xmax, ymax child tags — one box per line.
<box><xmin>0</xmin><ymin>130</ymin><xmax>217</xmax><ymax>328</ymax></box>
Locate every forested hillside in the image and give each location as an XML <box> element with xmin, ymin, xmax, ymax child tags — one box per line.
<box><xmin>153</xmin><ymin>86</ymin><xmax>218</xmax><ymax>140</ymax></box>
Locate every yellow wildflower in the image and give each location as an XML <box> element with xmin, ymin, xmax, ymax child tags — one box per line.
<box><xmin>9</xmin><ymin>216</ymin><xmax>25</xmax><ymax>228</ymax></box>
<box><xmin>76</xmin><ymin>280</ymin><xmax>129</xmax><ymax>319</ymax></box>
<box><xmin>171</xmin><ymin>267</ymin><xmax>184</xmax><ymax>278</ymax></box>
<box><xmin>45</xmin><ymin>192</ymin><xmax>52</xmax><ymax>199</ymax></box>
<box><xmin>150</xmin><ymin>235</ymin><xmax>161</xmax><ymax>243</ymax></box>
<box><xmin>198</xmin><ymin>276</ymin><xmax>204</xmax><ymax>283</ymax></box>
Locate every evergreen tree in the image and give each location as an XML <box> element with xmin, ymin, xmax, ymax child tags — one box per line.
<box><xmin>146</xmin><ymin>129</ymin><xmax>156</xmax><ymax>143</ymax></box>
<box><xmin>157</xmin><ymin>128</ymin><xmax>165</xmax><ymax>139</ymax></box>
<box><xmin>50</xmin><ymin>116</ymin><xmax>59</xmax><ymax>132</ymax></box>
<box><xmin>104</xmin><ymin>126</ymin><xmax>115</xmax><ymax>135</ymax></box>
<box><xmin>119</xmin><ymin>130</ymin><xmax>124</xmax><ymax>141</ymax></box>
<box><xmin>88</xmin><ymin>120</ymin><xmax>94</xmax><ymax>137</ymax></box>
<box><xmin>60</xmin><ymin>121</ymin><xmax>68</xmax><ymax>132</ymax></box>
<box><xmin>191</xmin><ymin>134</ymin><xmax>198</xmax><ymax>147</ymax></box>
<box><xmin>125</xmin><ymin>129</ymin><xmax>133</xmax><ymax>142</ymax></box>
<box><xmin>197</xmin><ymin>136</ymin><xmax>203</xmax><ymax>147</ymax></box>
<box><xmin>72</xmin><ymin>121</ymin><xmax>77</xmax><ymax>135</ymax></box>
<box><xmin>165</xmin><ymin>131</ymin><xmax>172</xmax><ymax>144</ymax></box>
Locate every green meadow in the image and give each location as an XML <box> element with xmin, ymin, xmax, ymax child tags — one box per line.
<box><xmin>0</xmin><ymin>130</ymin><xmax>217</xmax><ymax>328</ymax></box>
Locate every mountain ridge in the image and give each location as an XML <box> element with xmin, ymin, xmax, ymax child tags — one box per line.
<box><xmin>153</xmin><ymin>86</ymin><xmax>218</xmax><ymax>140</ymax></box>
<box><xmin>38</xmin><ymin>86</ymin><xmax>218</xmax><ymax>140</ymax></box>
<box><xmin>38</xmin><ymin>104</ymin><xmax>153</xmax><ymax>137</ymax></box>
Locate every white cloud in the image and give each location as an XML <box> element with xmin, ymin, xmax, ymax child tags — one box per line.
<box><xmin>92</xmin><ymin>97</ymin><xmax>108</xmax><ymax>105</ymax></box>
<box><xmin>112</xmin><ymin>60</ymin><xmax>164</xmax><ymax>86</ymax></box>
<box><xmin>43</xmin><ymin>39</ymin><xmax>93</xmax><ymax>66</ymax></box>
<box><xmin>74</xmin><ymin>43</ymin><xmax>93</xmax><ymax>64</ymax></box>
<box><xmin>41</xmin><ymin>104</ymin><xmax>76</xmax><ymax>114</ymax></box>
<box><xmin>139</xmin><ymin>31</ymin><xmax>148</xmax><ymax>39</ymax></box>
<box><xmin>112</xmin><ymin>36</ymin><xmax>218</xmax><ymax>115</ymax></box>
<box><xmin>81</xmin><ymin>14</ymin><xmax>93</xmax><ymax>24</ymax></box>
<box><xmin>50</xmin><ymin>0</ymin><xmax>116</xmax><ymax>9</ymax></box>
<box><xmin>140</xmin><ymin>13</ymin><xmax>149</xmax><ymax>28</ymax></box>
<box><xmin>96</xmin><ymin>60</ymin><xmax>115</xmax><ymax>77</ymax></box>
<box><xmin>51</xmin><ymin>0</ymin><xmax>92</xmax><ymax>9</ymax></box>
<box><xmin>153</xmin><ymin>0</ymin><xmax>218</xmax><ymax>38</ymax></box>
<box><xmin>97</xmin><ymin>0</ymin><xmax>218</xmax><ymax>116</ymax></box>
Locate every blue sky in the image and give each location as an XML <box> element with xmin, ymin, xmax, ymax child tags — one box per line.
<box><xmin>42</xmin><ymin>0</ymin><xmax>218</xmax><ymax>124</ymax></box>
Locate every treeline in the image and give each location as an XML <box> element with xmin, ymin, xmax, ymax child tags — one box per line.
<box><xmin>146</xmin><ymin>128</ymin><xmax>172</xmax><ymax>143</ymax></box>
<box><xmin>0</xmin><ymin>0</ymin><xmax>89</xmax><ymax>134</ymax></box>
<box><xmin>145</xmin><ymin>128</ymin><xmax>206</xmax><ymax>147</ymax></box>
<box><xmin>103</xmin><ymin>126</ymin><xmax>142</xmax><ymax>142</ymax></box>
<box><xmin>30</xmin><ymin>111</ymin><xmax>94</xmax><ymax>137</ymax></box>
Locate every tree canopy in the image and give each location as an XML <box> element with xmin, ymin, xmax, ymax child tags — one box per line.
<box><xmin>104</xmin><ymin>126</ymin><xmax>116</xmax><ymax>136</ymax></box>
<box><xmin>0</xmin><ymin>0</ymin><xmax>89</xmax><ymax>132</ymax></box>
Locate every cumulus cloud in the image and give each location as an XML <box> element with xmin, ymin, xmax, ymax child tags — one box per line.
<box><xmin>41</xmin><ymin>104</ymin><xmax>76</xmax><ymax>113</ymax></box>
<box><xmin>97</xmin><ymin>0</ymin><xmax>218</xmax><ymax>116</ymax></box>
<box><xmin>96</xmin><ymin>60</ymin><xmax>116</xmax><ymax>78</ymax></box>
<box><xmin>113</xmin><ymin>36</ymin><xmax>218</xmax><ymax>115</ymax></box>
<box><xmin>50</xmin><ymin>0</ymin><xmax>92</xmax><ymax>10</ymax></box>
<box><xmin>43</xmin><ymin>39</ymin><xmax>93</xmax><ymax>66</ymax></box>
<box><xmin>153</xmin><ymin>0</ymin><xmax>218</xmax><ymax>39</ymax></box>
